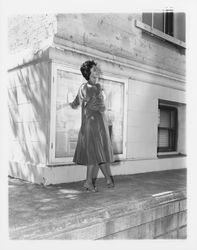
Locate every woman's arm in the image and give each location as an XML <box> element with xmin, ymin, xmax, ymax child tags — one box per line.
<box><xmin>56</xmin><ymin>102</ymin><xmax>70</xmax><ymax>110</ymax></box>
<box><xmin>69</xmin><ymin>94</ymin><xmax>80</xmax><ymax>109</ymax></box>
<box><xmin>57</xmin><ymin>90</ymin><xmax>81</xmax><ymax>110</ymax></box>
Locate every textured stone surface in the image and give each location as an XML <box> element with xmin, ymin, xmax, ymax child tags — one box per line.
<box><xmin>178</xmin><ymin>226</ymin><xmax>187</xmax><ymax>239</ymax></box>
<box><xmin>101</xmin><ymin>221</ymin><xmax>155</xmax><ymax>240</ymax></box>
<box><xmin>8</xmin><ymin>60</ymin><xmax>50</xmax><ymax>165</ymax></box>
<box><xmin>56</xmin><ymin>14</ymin><xmax>185</xmax><ymax>76</ymax></box>
<box><xmin>156</xmin><ymin>229</ymin><xmax>178</xmax><ymax>239</ymax></box>
<box><xmin>178</xmin><ymin>211</ymin><xmax>187</xmax><ymax>227</ymax></box>
<box><xmin>8</xmin><ymin>14</ymin><xmax>56</xmax><ymax>54</ymax></box>
<box><xmin>9</xmin><ymin>169</ymin><xmax>186</xmax><ymax>239</ymax></box>
<box><xmin>8</xmin><ymin>14</ymin><xmax>185</xmax><ymax>76</ymax></box>
<box><xmin>154</xmin><ymin>213</ymin><xmax>179</xmax><ymax>237</ymax></box>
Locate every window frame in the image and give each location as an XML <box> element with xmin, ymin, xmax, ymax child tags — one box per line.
<box><xmin>135</xmin><ymin>12</ymin><xmax>186</xmax><ymax>49</ymax></box>
<box><xmin>142</xmin><ymin>11</ymin><xmax>174</xmax><ymax>36</ymax></box>
<box><xmin>48</xmin><ymin>62</ymin><xmax>128</xmax><ymax>165</ymax></box>
<box><xmin>157</xmin><ymin>105</ymin><xmax>178</xmax><ymax>153</ymax></box>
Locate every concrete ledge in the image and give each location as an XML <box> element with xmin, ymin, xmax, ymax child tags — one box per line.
<box><xmin>9</xmin><ymin>156</ymin><xmax>186</xmax><ymax>185</ymax></box>
<box><xmin>10</xmin><ymin>189</ymin><xmax>186</xmax><ymax>239</ymax></box>
<box><xmin>9</xmin><ymin>169</ymin><xmax>187</xmax><ymax>239</ymax></box>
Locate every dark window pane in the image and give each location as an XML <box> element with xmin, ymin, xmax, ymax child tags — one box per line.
<box><xmin>165</xmin><ymin>12</ymin><xmax>174</xmax><ymax>36</ymax></box>
<box><xmin>153</xmin><ymin>13</ymin><xmax>164</xmax><ymax>32</ymax></box>
<box><xmin>142</xmin><ymin>13</ymin><xmax>152</xmax><ymax>26</ymax></box>
<box><xmin>169</xmin><ymin>130</ymin><xmax>175</xmax><ymax>149</ymax></box>
<box><xmin>158</xmin><ymin>105</ymin><xmax>177</xmax><ymax>152</ymax></box>
<box><xmin>170</xmin><ymin>110</ymin><xmax>176</xmax><ymax>128</ymax></box>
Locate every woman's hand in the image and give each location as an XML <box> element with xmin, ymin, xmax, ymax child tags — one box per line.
<box><xmin>56</xmin><ymin>103</ymin><xmax>70</xmax><ymax>110</ymax></box>
<box><xmin>67</xmin><ymin>92</ymin><xmax>74</xmax><ymax>103</ymax></box>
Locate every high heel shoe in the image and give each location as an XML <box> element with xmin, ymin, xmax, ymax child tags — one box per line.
<box><xmin>107</xmin><ymin>181</ymin><xmax>115</xmax><ymax>188</ymax></box>
<box><xmin>107</xmin><ymin>176</ymin><xmax>115</xmax><ymax>188</ymax></box>
<box><xmin>83</xmin><ymin>182</ymin><xmax>98</xmax><ymax>192</ymax></box>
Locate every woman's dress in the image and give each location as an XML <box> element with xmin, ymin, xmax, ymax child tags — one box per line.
<box><xmin>70</xmin><ymin>83</ymin><xmax>114</xmax><ymax>166</ymax></box>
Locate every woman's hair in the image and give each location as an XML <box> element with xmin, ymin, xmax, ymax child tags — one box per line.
<box><xmin>80</xmin><ymin>60</ymin><xmax>97</xmax><ymax>80</ymax></box>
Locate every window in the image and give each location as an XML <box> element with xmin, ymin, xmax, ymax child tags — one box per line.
<box><xmin>157</xmin><ymin>105</ymin><xmax>177</xmax><ymax>152</ymax></box>
<box><xmin>99</xmin><ymin>78</ymin><xmax>125</xmax><ymax>155</ymax></box>
<box><xmin>142</xmin><ymin>11</ymin><xmax>174</xmax><ymax>37</ymax></box>
<box><xmin>49</xmin><ymin>64</ymin><xmax>128</xmax><ymax>164</ymax></box>
<box><xmin>142</xmin><ymin>11</ymin><xmax>186</xmax><ymax>43</ymax></box>
<box><xmin>55</xmin><ymin>69</ymin><xmax>82</xmax><ymax>158</ymax></box>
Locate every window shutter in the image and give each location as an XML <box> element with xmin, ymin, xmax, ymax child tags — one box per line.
<box><xmin>158</xmin><ymin>129</ymin><xmax>169</xmax><ymax>147</ymax></box>
<box><xmin>160</xmin><ymin>110</ymin><xmax>170</xmax><ymax>127</ymax></box>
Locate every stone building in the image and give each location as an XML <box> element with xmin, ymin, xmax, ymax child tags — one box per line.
<box><xmin>8</xmin><ymin>13</ymin><xmax>186</xmax><ymax>184</ymax></box>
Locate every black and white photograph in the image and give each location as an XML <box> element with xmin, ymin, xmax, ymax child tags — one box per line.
<box><xmin>1</xmin><ymin>0</ymin><xmax>197</xmax><ymax>249</ymax></box>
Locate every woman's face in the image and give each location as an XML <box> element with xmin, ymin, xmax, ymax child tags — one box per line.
<box><xmin>89</xmin><ymin>65</ymin><xmax>101</xmax><ymax>85</ymax></box>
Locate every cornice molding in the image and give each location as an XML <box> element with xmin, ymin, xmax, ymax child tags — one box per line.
<box><xmin>53</xmin><ymin>36</ymin><xmax>185</xmax><ymax>84</ymax></box>
<box><xmin>7</xmin><ymin>35</ymin><xmax>186</xmax><ymax>92</ymax></box>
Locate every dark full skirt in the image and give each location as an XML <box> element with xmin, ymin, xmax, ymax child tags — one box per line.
<box><xmin>73</xmin><ymin>109</ymin><xmax>114</xmax><ymax>166</ymax></box>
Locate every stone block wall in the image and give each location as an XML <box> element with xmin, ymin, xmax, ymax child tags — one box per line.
<box><xmin>8</xmin><ymin>13</ymin><xmax>185</xmax><ymax>76</ymax></box>
<box><xmin>99</xmin><ymin>198</ymin><xmax>187</xmax><ymax>239</ymax></box>
<box><xmin>8</xmin><ymin>59</ymin><xmax>51</xmax><ymax>182</ymax></box>
<box><xmin>9</xmin><ymin>187</ymin><xmax>186</xmax><ymax>239</ymax></box>
<box><xmin>8</xmin><ymin>14</ymin><xmax>57</xmax><ymax>54</ymax></box>
<box><xmin>56</xmin><ymin>13</ymin><xmax>185</xmax><ymax>76</ymax></box>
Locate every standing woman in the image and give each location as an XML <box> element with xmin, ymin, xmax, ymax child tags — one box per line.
<box><xmin>69</xmin><ymin>60</ymin><xmax>115</xmax><ymax>192</ymax></box>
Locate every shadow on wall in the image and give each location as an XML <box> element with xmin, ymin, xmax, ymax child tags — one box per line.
<box><xmin>8</xmin><ymin>60</ymin><xmax>50</xmax><ymax>167</ymax></box>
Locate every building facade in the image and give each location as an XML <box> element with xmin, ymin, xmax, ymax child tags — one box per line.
<box><xmin>8</xmin><ymin>13</ymin><xmax>186</xmax><ymax>184</ymax></box>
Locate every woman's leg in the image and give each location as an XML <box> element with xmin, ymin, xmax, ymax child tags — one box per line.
<box><xmin>92</xmin><ymin>165</ymin><xmax>99</xmax><ymax>187</ymax></box>
<box><xmin>86</xmin><ymin>165</ymin><xmax>94</xmax><ymax>184</ymax></box>
<box><xmin>99</xmin><ymin>163</ymin><xmax>114</xmax><ymax>187</ymax></box>
<box><xmin>106</xmin><ymin>163</ymin><xmax>115</xmax><ymax>186</ymax></box>
<box><xmin>84</xmin><ymin>165</ymin><xmax>98</xmax><ymax>192</ymax></box>
<box><xmin>105</xmin><ymin>163</ymin><xmax>112</xmax><ymax>176</ymax></box>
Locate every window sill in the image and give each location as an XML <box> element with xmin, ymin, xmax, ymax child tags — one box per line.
<box><xmin>135</xmin><ymin>20</ymin><xmax>186</xmax><ymax>49</ymax></box>
<box><xmin>157</xmin><ymin>153</ymin><xmax>186</xmax><ymax>159</ymax></box>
